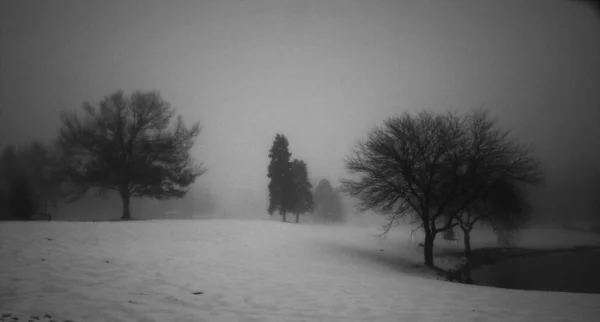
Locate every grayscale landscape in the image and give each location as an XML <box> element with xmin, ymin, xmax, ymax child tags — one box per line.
<box><xmin>1</xmin><ymin>0</ymin><xmax>599</xmax><ymax>321</ymax></box>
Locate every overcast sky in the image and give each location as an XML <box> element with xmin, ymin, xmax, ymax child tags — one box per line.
<box><xmin>1</xmin><ymin>0</ymin><xmax>599</xmax><ymax>216</ymax></box>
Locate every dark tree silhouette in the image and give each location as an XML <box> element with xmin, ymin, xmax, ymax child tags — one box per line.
<box><xmin>290</xmin><ymin>159</ymin><xmax>313</xmax><ymax>223</ymax></box>
<box><xmin>58</xmin><ymin>90</ymin><xmax>205</xmax><ymax>220</ymax></box>
<box><xmin>342</xmin><ymin>109</ymin><xmax>543</xmax><ymax>267</ymax></box>
<box><xmin>267</xmin><ymin>134</ymin><xmax>294</xmax><ymax>222</ymax></box>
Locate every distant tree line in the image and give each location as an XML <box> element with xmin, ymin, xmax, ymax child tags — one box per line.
<box><xmin>0</xmin><ymin>88</ymin><xmax>580</xmax><ymax>273</ymax></box>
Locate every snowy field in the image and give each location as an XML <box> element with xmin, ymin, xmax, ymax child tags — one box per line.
<box><xmin>1</xmin><ymin>219</ymin><xmax>600</xmax><ymax>322</ymax></box>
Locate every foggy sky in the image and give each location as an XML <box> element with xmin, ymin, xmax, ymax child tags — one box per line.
<box><xmin>1</xmin><ymin>0</ymin><xmax>599</xmax><ymax>217</ymax></box>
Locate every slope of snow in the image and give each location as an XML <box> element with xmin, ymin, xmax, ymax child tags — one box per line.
<box><xmin>1</xmin><ymin>219</ymin><xmax>599</xmax><ymax>322</ymax></box>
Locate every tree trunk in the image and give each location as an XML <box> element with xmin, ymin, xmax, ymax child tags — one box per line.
<box><xmin>462</xmin><ymin>227</ymin><xmax>472</xmax><ymax>259</ymax></box>
<box><xmin>280</xmin><ymin>210</ymin><xmax>286</xmax><ymax>222</ymax></box>
<box><xmin>120</xmin><ymin>189</ymin><xmax>132</xmax><ymax>220</ymax></box>
<box><xmin>423</xmin><ymin>220</ymin><xmax>435</xmax><ymax>267</ymax></box>
<box><xmin>295</xmin><ymin>213</ymin><xmax>299</xmax><ymax>223</ymax></box>
<box><xmin>424</xmin><ymin>231</ymin><xmax>435</xmax><ymax>267</ymax></box>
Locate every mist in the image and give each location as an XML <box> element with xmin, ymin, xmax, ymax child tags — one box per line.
<box><xmin>1</xmin><ymin>0</ymin><xmax>599</xmax><ymax>222</ymax></box>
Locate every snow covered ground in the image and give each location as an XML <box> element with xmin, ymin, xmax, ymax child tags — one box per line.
<box><xmin>1</xmin><ymin>218</ymin><xmax>599</xmax><ymax>322</ymax></box>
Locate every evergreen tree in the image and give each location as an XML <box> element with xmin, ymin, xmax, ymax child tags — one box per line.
<box><xmin>313</xmin><ymin>179</ymin><xmax>344</xmax><ymax>224</ymax></box>
<box><xmin>331</xmin><ymin>187</ymin><xmax>347</xmax><ymax>223</ymax></box>
<box><xmin>267</xmin><ymin>134</ymin><xmax>294</xmax><ymax>222</ymax></box>
<box><xmin>290</xmin><ymin>159</ymin><xmax>313</xmax><ymax>223</ymax></box>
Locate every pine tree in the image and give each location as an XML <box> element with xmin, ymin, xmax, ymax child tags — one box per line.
<box><xmin>314</xmin><ymin>179</ymin><xmax>343</xmax><ymax>223</ymax></box>
<box><xmin>331</xmin><ymin>187</ymin><xmax>347</xmax><ymax>223</ymax></box>
<box><xmin>267</xmin><ymin>134</ymin><xmax>294</xmax><ymax>222</ymax></box>
<box><xmin>290</xmin><ymin>159</ymin><xmax>313</xmax><ymax>223</ymax></box>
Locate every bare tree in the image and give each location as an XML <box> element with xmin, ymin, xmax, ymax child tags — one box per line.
<box><xmin>58</xmin><ymin>90</ymin><xmax>205</xmax><ymax>220</ymax></box>
<box><xmin>342</xmin><ymin>109</ymin><xmax>543</xmax><ymax>267</ymax></box>
<box><xmin>457</xmin><ymin>178</ymin><xmax>535</xmax><ymax>258</ymax></box>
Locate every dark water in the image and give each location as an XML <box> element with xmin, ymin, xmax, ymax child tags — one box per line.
<box><xmin>468</xmin><ymin>248</ymin><xmax>600</xmax><ymax>294</ymax></box>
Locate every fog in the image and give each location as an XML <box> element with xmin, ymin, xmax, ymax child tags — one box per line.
<box><xmin>1</xmin><ymin>0</ymin><xmax>599</xmax><ymax>221</ymax></box>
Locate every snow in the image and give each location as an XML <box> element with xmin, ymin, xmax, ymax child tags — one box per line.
<box><xmin>1</xmin><ymin>219</ymin><xmax>599</xmax><ymax>322</ymax></box>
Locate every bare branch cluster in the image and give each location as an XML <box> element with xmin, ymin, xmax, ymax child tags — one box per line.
<box><xmin>342</xmin><ymin>108</ymin><xmax>543</xmax><ymax>266</ymax></box>
<box><xmin>58</xmin><ymin>90</ymin><xmax>205</xmax><ymax>219</ymax></box>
